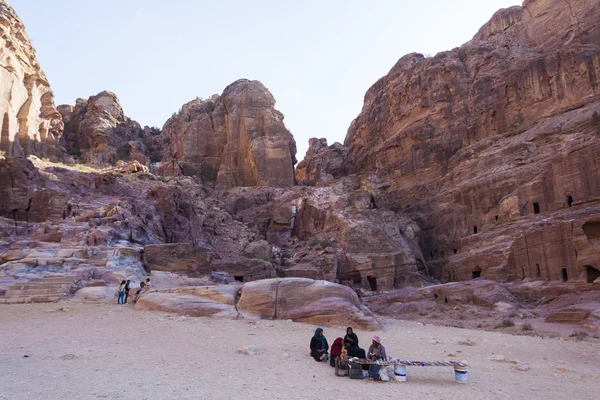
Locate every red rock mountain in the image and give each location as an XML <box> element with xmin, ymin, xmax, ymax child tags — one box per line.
<box><xmin>0</xmin><ymin>0</ymin><xmax>63</xmax><ymax>159</ymax></box>
<box><xmin>323</xmin><ymin>0</ymin><xmax>600</xmax><ymax>284</ymax></box>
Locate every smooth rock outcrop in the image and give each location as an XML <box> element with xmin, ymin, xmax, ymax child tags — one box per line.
<box><xmin>237</xmin><ymin>278</ymin><xmax>380</xmax><ymax>330</ymax></box>
<box><xmin>134</xmin><ymin>278</ymin><xmax>379</xmax><ymax>329</ymax></box>
<box><xmin>135</xmin><ymin>286</ymin><xmax>241</xmax><ymax>319</ymax></box>
<box><xmin>0</xmin><ymin>1</ymin><xmax>63</xmax><ymax>159</ymax></box>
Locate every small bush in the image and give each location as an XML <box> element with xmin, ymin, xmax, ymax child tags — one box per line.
<box><xmin>256</xmin><ymin>252</ymin><xmax>271</xmax><ymax>262</ymax></box>
<box><xmin>569</xmin><ymin>331</ymin><xmax>588</xmax><ymax>341</ymax></box>
<box><xmin>222</xmin><ymin>191</ymin><xmax>229</xmax><ymax>197</ymax></box>
<box><xmin>282</xmin><ymin>251</ymin><xmax>293</xmax><ymax>259</ymax></box>
<box><xmin>145</xmin><ymin>213</ymin><xmax>154</xmax><ymax>220</ymax></box>
<box><xmin>308</xmin><ymin>237</ymin><xmax>320</xmax><ymax>247</ymax></box>
<box><xmin>0</xmin><ymin>150</ymin><xmax>6</xmax><ymax>157</ymax></box>
<box><xmin>116</xmin><ymin>143</ymin><xmax>131</xmax><ymax>159</ymax></box>
<box><xmin>41</xmin><ymin>157</ymin><xmax>50</xmax><ymax>162</ymax></box>
<box><xmin>67</xmin><ymin>148</ymin><xmax>81</xmax><ymax>157</ymax></box>
<box><xmin>521</xmin><ymin>322</ymin><xmax>533</xmax><ymax>331</ymax></box>
<box><xmin>495</xmin><ymin>319</ymin><xmax>515</xmax><ymax>329</ymax></box>
<box><xmin>318</xmin><ymin>238</ymin><xmax>335</xmax><ymax>249</ymax></box>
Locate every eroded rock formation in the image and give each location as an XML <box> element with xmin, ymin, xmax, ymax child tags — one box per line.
<box><xmin>320</xmin><ymin>0</ymin><xmax>600</xmax><ymax>284</ymax></box>
<box><xmin>58</xmin><ymin>91</ymin><xmax>146</xmax><ymax>165</ymax></box>
<box><xmin>159</xmin><ymin>79</ymin><xmax>297</xmax><ymax>189</ymax></box>
<box><xmin>0</xmin><ymin>1</ymin><xmax>63</xmax><ymax>159</ymax></box>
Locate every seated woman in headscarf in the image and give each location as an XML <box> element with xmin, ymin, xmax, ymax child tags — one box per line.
<box><xmin>367</xmin><ymin>336</ymin><xmax>387</xmax><ymax>380</ymax></box>
<box><xmin>343</xmin><ymin>327</ymin><xmax>359</xmax><ymax>348</ymax></box>
<box><xmin>309</xmin><ymin>327</ymin><xmax>329</xmax><ymax>362</ymax></box>
<box><xmin>344</xmin><ymin>327</ymin><xmax>366</xmax><ymax>360</ymax></box>
<box><xmin>329</xmin><ymin>337</ymin><xmax>343</xmax><ymax>367</ymax></box>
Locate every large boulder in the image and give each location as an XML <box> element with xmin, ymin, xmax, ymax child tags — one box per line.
<box><xmin>237</xmin><ymin>278</ymin><xmax>380</xmax><ymax>330</ymax></box>
<box><xmin>135</xmin><ymin>286</ymin><xmax>240</xmax><ymax>319</ymax></box>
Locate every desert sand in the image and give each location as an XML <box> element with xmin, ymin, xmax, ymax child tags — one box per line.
<box><xmin>0</xmin><ymin>303</ymin><xmax>598</xmax><ymax>400</ymax></box>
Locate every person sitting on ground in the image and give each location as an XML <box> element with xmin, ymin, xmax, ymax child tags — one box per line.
<box><xmin>309</xmin><ymin>327</ymin><xmax>329</xmax><ymax>362</ymax></box>
<box><xmin>344</xmin><ymin>327</ymin><xmax>367</xmax><ymax>363</ymax></box>
<box><xmin>145</xmin><ymin>278</ymin><xmax>151</xmax><ymax>291</ymax></box>
<box><xmin>133</xmin><ymin>282</ymin><xmax>146</xmax><ymax>303</ymax></box>
<box><xmin>344</xmin><ymin>327</ymin><xmax>359</xmax><ymax>348</ymax></box>
<box><xmin>367</xmin><ymin>336</ymin><xmax>387</xmax><ymax>380</ymax></box>
<box><xmin>117</xmin><ymin>280</ymin><xmax>126</xmax><ymax>304</ymax></box>
<box><xmin>329</xmin><ymin>337</ymin><xmax>343</xmax><ymax>367</ymax></box>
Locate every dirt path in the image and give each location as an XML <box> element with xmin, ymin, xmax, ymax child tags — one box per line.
<box><xmin>0</xmin><ymin>302</ymin><xmax>598</xmax><ymax>400</ymax></box>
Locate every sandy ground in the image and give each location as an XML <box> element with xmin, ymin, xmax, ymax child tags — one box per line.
<box><xmin>1</xmin><ymin>303</ymin><xmax>599</xmax><ymax>400</ymax></box>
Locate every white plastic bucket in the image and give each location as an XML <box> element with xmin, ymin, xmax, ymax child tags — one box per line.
<box><xmin>454</xmin><ymin>366</ymin><xmax>468</xmax><ymax>383</ymax></box>
<box><xmin>394</xmin><ymin>364</ymin><xmax>407</xmax><ymax>382</ymax></box>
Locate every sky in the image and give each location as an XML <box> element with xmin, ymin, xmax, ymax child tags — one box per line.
<box><xmin>10</xmin><ymin>0</ymin><xmax>519</xmax><ymax>160</ymax></box>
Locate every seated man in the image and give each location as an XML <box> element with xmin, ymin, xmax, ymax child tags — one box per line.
<box><xmin>367</xmin><ymin>336</ymin><xmax>387</xmax><ymax>380</ymax></box>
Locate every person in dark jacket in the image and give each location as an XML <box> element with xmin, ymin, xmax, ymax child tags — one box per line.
<box><xmin>124</xmin><ymin>280</ymin><xmax>131</xmax><ymax>304</ymax></box>
<box><xmin>309</xmin><ymin>327</ymin><xmax>329</xmax><ymax>362</ymax></box>
<box><xmin>343</xmin><ymin>327</ymin><xmax>359</xmax><ymax>348</ymax></box>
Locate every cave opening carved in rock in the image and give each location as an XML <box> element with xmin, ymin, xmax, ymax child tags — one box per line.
<box><xmin>582</xmin><ymin>221</ymin><xmax>600</xmax><ymax>241</ymax></box>
<box><xmin>585</xmin><ymin>265</ymin><xmax>600</xmax><ymax>284</ymax></box>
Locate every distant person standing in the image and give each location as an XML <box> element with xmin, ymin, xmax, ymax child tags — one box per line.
<box><xmin>145</xmin><ymin>278</ymin><xmax>151</xmax><ymax>291</ymax></box>
<box><xmin>124</xmin><ymin>280</ymin><xmax>131</xmax><ymax>304</ymax></box>
<box><xmin>117</xmin><ymin>280</ymin><xmax>126</xmax><ymax>304</ymax></box>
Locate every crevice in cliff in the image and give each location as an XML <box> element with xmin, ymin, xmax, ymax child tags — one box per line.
<box><xmin>562</xmin><ymin>0</ymin><xmax>576</xmax><ymax>19</ymax></box>
<box><xmin>273</xmin><ymin>279</ymin><xmax>281</xmax><ymax>319</ymax></box>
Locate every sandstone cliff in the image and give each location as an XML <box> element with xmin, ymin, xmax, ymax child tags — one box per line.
<box><xmin>58</xmin><ymin>91</ymin><xmax>148</xmax><ymax>165</ymax></box>
<box><xmin>0</xmin><ymin>1</ymin><xmax>63</xmax><ymax>160</ymax></box>
<box><xmin>159</xmin><ymin>79</ymin><xmax>297</xmax><ymax>189</ymax></box>
<box><xmin>334</xmin><ymin>0</ymin><xmax>600</xmax><ymax>284</ymax></box>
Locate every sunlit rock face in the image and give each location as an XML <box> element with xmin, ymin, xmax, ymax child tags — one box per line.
<box><xmin>339</xmin><ymin>0</ymin><xmax>600</xmax><ymax>283</ymax></box>
<box><xmin>0</xmin><ymin>1</ymin><xmax>63</xmax><ymax>160</ymax></box>
<box><xmin>160</xmin><ymin>79</ymin><xmax>297</xmax><ymax>189</ymax></box>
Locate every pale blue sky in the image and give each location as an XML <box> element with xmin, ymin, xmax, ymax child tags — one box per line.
<box><xmin>11</xmin><ymin>0</ymin><xmax>518</xmax><ymax>160</ymax></box>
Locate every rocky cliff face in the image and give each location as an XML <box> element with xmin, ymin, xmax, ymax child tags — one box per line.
<box><xmin>159</xmin><ymin>79</ymin><xmax>297</xmax><ymax>189</ymax></box>
<box><xmin>58</xmin><ymin>91</ymin><xmax>148</xmax><ymax>165</ymax></box>
<box><xmin>334</xmin><ymin>0</ymin><xmax>600</xmax><ymax>284</ymax></box>
<box><xmin>0</xmin><ymin>1</ymin><xmax>63</xmax><ymax>160</ymax></box>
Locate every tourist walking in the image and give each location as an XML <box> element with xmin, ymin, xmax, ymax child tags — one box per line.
<box><xmin>117</xmin><ymin>280</ymin><xmax>126</xmax><ymax>304</ymax></box>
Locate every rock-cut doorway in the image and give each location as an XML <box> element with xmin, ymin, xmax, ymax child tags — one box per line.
<box><xmin>585</xmin><ymin>265</ymin><xmax>600</xmax><ymax>284</ymax></box>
